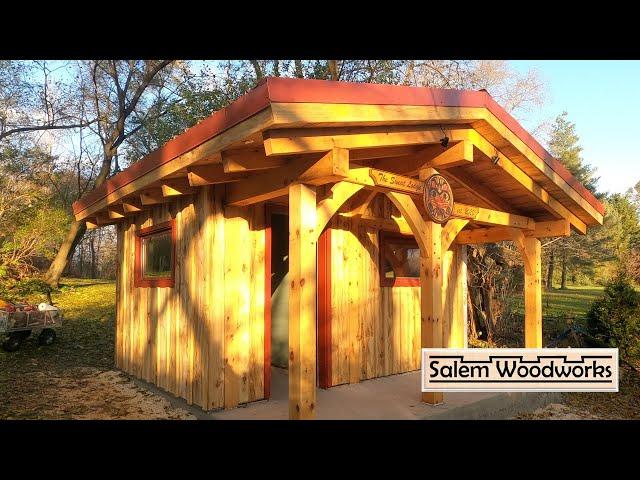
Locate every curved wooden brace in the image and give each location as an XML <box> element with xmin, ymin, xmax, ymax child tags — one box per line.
<box><xmin>441</xmin><ymin>219</ymin><xmax>469</xmax><ymax>252</ymax></box>
<box><xmin>350</xmin><ymin>189</ymin><xmax>379</xmax><ymax>228</ymax></box>
<box><xmin>315</xmin><ymin>182</ymin><xmax>364</xmax><ymax>239</ymax></box>
<box><xmin>384</xmin><ymin>191</ymin><xmax>428</xmax><ymax>252</ymax></box>
<box><xmin>353</xmin><ymin>190</ymin><xmax>378</xmax><ymax>217</ymax></box>
<box><xmin>509</xmin><ymin>227</ymin><xmax>533</xmax><ymax>276</ymax></box>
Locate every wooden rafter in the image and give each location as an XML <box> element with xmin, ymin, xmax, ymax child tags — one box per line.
<box><xmin>442</xmin><ymin>165</ymin><xmax>516</xmax><ymax>213</ymax></box>
<box><xmin>263</xmin><ymin>125</ymin><xmax>447</xmax><ymax>156</ymax></box>
<box><xmin>140</xmin><ymin>189</ymin><xmax>167</xmax><ymax>206</ymax></box>
<box><xmin>269</xmin><ymin>101</ymin><xmax>602</xmax><ymax>226</ymax></box>
<box><xmin>450</xmin><ymin>129</ymin><xmax>589</xmax><ymax>233</ymax></box>
<box><xmin>426</xmin><ymin>140</ymin><xmax>473</xmax><ymax>168</ymax></box>
<box><xmin>222</xmin><ymin>148</ymin><xmax>288</xmax><ymax>173</ymax></box>
<box><xmin>226</xmin><ymin>148</ymin><xmax>349</xmax><ymax>207</ymax></box>
<box><xmin>162</xmin><ymin>178</ymin><xmax>197</xmax><ymax>197</ymax></box>
<box><xmin>342</xmin><ymin>167</ymin><xmax>535</xmax><ymax>230</ymax></box>
<box><xmin>122</xmin><ymin>198</ymin><xmax>144</xmax><ymax>213</ymax></box>
<box><xmin>456</xmin><ymin>220</ymin><xmax>570</xmax><ymax>244</ymax></box>
<box><xmin>74</xmin><ymin>108</ymin><xmax>273</xmax><ymax>221</ymax></box>
<box><xmin>187</xmin><ymin>164</ymin><xmax>248</xmax><ymax>187</ymax></box>
<box><xmin>107</xmin><ymin>205</ymin><xmax>126</xmax><ymax>219</ymax></box>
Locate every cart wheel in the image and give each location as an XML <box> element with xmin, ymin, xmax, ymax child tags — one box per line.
<box><xmin>38</xmin><ymin>328</ymin><xmax>56</xmax><ymax>346</ymax></box>
<box><xmin>2</xmin><ymin>333</ymin><xmax>24</xmax><ymax>352</ymax></box>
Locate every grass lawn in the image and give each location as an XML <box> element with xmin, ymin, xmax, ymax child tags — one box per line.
<box><xmin>0</xmin><ymin>277</ymin><xmax>193</xmax><ymax>419</ymax></box>
<box><xmin>510</xmin><ymin>285</ymin><xmax>605</xmax><ymax>320</ymax></box>
<box><xmin>1</xmin><ymin>278</ymin><xmax>637</xmax><ymax>419</ymax></box>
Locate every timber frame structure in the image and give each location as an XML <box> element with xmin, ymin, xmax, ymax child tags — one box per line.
<box><xmin>73</xmin><ymin>77</ymin><xmax>604</xmax><ymax>419</ymax></box>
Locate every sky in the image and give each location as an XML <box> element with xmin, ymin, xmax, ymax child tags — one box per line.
<box><xmin>38</xmin><ymin>60</ymin><xmax>640</xmax><ymax>195</ymax></box>
<box><xmin>510</xmin><ymin>60</ymin><xmax>640</xmax><ymax>195</ymax></box>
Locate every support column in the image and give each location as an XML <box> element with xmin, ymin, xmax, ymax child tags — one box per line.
<box><xmin>385</xmin><ymin>190</ymin><xmax>445</xmax><ymax>406</ymax></box>
<box><xmin>288</xmin><ymin>183</ymin><xmax>317</xmax><ymax>419</ymax></box>
<box><xmin>524</xmin><ymin>237</ymin><xmax>542</xmax><ymax>348</ymax></box>
<box><xmin>448</xmin><ymin>244</ymin><xmax>467</xmax><ymax>348</ymax></box>
<box><xmin>421</xmin><ymin>220</ymin><xmax>443</xmax><ymax>405</ymax></box>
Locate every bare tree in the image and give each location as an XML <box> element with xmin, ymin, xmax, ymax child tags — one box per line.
<box><xmin>0</xmin><ymin>61</ymin><xmax>95</xmax><ymax>142</ymax></box>
<box><xmin>44</xmin><ymin>60</ymin><xmax>174</xmax><ymax>287</ymax></box>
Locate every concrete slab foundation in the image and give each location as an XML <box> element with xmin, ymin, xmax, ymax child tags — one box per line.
<box><xmin>133</xmin><ymin>367</ymin><xmax>560</xmax><ymax>420</ymax></box>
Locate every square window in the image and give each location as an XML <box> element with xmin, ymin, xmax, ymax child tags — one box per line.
<box><xmin>379</xmin><ymin>231</ymin><xmax>420</xmax><ymax>287</ymax></box>
<box><xmin>135</xmin><ymin>220</ymin><xmax>175</xmax><ymax>288</ymax></box>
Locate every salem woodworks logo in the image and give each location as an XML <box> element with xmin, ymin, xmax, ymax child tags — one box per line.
<box><xmin>422</xmin><ymin>348</ymin><xmax>619</xmax><ymax>392</ymax></box>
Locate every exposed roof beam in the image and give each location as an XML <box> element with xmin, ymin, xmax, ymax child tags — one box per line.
<box><xmin>342</xmin><ymin>167</ymin><xmax>535</xmax><ymax>230</ymax></box>
<box><xmin>456</xmin><ymin>220</ymin><xmax>570</xmax><ymax>244</ymax></box>
<box><xmin>140</xmin><ymin>189</ymin><xmax>168</xmax><ymax>206</ymax></box>
<box><xmin>107</xmin><ymin>205</ymin><xmax>126</xmax><ymax>219</ymax></box>
<box><xmin>263</xmin><ymin>125</ymin><xmax>450</xmax><ymax>156</ymax></box>
<box><xmin>226</xmin><ymin>148</ymin><xmax>349</xmax><ymax>207</ymax></box>
<box><xmin>450</xmin><ymin>129</ymin><xmax>588</xmax><ymax>234</ymax></box>
<box><xmin>349</xmin><ymin>145</ymin><xmax>420</xmax><ymax>162</ymax></box>
<box><xmin>73</xmin><ymin>108</ymin><xmax>274</xmax><ymax>221</ymax></box>
<box><xmin>442</xmin><ymin>164</ymin><xmax>515</xmax><ymax>213</ymax></box>
<box><xmin>222</xmin><ymin>148</ymin><xmax>288</xmax><ymax>173</ymax></box>
<box><xmin>161</xmin><ymin>178</ymin><xmax>197</xmax><ymax>197</ymax></box>
<box><xmin>86</xmin><ymin>217</ymin><xmax>99</xmax><ymax>230</ymax></box>
<box><xmin>425</xmin><ymin>140</ymin><xmax>473</xmax><ymax>168</ymax></box>
<box><xmin>122</xmin><ymin>198</ymin><xmax>144</xmax><ymax>213</ymax></box>
<box><xmin>187</xmin><ymin>164</ymin><xmax>248</xmax><ymax>187</ymax></box>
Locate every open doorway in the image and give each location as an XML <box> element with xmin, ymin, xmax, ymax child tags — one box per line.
<box><xmin>269</xmin><ymin>210</ymin><xmax>290</xmax><ymax>371</ymax></box>
<box><xmin>265</xmin><ymin>205</ymin><xmax>331</xmax><ymax>400</ymax></box>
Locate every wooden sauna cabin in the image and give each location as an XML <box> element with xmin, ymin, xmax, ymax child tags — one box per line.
<box><xmin>72</xmin><ymin>77</ymin><xmax>605</xmax><ymax>419</ymax></box>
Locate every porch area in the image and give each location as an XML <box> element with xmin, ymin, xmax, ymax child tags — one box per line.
<box><xmin>206</xmin><ymin>367</ymin><xmax>559</xmax><ymax>420</ymax></box>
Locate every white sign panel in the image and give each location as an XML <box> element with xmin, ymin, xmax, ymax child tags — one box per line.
<box><xmin>422</xmin><ymin>348</ymin><xmax>618</xmax><ymax>392</ymax></box>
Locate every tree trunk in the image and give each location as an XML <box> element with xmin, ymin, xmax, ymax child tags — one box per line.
<box><xmin>467</xmin><ymin>286</ymin><xmax>477</xmax><ymax>341</ymax></box>
<box><xmin>546</xmin><ymin>249</ymin><xmax>555</xmax><ymax>290</ymax></box>
<box><xmin>250</xmin><ymin>60</ymin><xmax>264</xmax><ymax>80</ymax></box>
<box><xmin>328</xmin><ymin>60</ymin><xmax>339</xmax><ymax>80</ymax></box>
<box><xmin>44</xmin><ymin>219</ymin><xmax>87</xmax><ymax>288</ymax></box>
<box><xmin>45</xmin><ymin>149</ymin><xmax>114</xmax><ymax>288</ymax></box>
<box><xmin>561</xmin><ymin>248</ymin><xmax>568</xmax><ymax>289</ymax></box>
<box><xmin>78</xmin><ymin>242</ymin><xmax>84</xmax><ymax>278</ymax></box>
<box><xmin>90</xmin><ymin>235</ymin><xmax>96</xmax><ymax>279</ymax></box>
<box><xmin>481</xmin><ymin>287</ymin><xmax>495</xmax><ymax>342</ymax></box>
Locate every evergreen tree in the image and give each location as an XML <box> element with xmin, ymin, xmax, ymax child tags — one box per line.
<box><xmin>547</xmin><ymin>112</ymin><xmax>600</xmax><ymax>288</ymax></box>
<box><xmin>548</xmin><ymin>112</ymin><xmax>599</xmax><ymax>193</ymax></box>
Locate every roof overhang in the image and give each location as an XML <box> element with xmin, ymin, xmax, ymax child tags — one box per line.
<box><xmin>73</xmin><ymin>77</ymin><xmax>604</xmax><ymax>232</ymax></box>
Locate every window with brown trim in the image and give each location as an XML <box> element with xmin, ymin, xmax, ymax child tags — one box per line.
<box><xmin>135</xmin><ymin>220</ymin><xmax>176</xmax><ymax>288</ymax></box>
<box><xmin>379</xmin><ymin>231</ymin><xmax>420</xmax><ymax>287</ymax></box>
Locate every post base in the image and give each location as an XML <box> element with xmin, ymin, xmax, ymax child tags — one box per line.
<box><xmin>422</xmin><ymin>392</ymin><xmax>444</xmax><ymax>405</ymax></box>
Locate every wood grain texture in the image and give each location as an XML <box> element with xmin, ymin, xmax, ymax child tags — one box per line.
<box><xmin>114</xmin><ymin>186</ymin><xmax>266</xmax><ymax>412</ymax></box>
<box><xmin>325</xmin><ymin>195</ymin><xmax>466</xmax><ymax>386</ymax></box>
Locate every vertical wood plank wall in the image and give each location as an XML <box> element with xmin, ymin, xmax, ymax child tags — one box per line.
<box><xmin>328</xmin><ymin>195</ymin><xmax>467</xmax><ymax>387</ymax></box>
<box><xmin>115</xmin><ymin>185</ymin><xmax>265</xmax><ymax>411</ymax></box>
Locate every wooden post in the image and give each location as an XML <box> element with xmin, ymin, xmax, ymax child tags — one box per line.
<box><xmin>288</xmin><ymin>183</ymin><xmax>318</xmax><ymax>419</ymax></box>
<box><xmin>421</xmin><ymin>220</ymin><xmax>444</xmax><ymax>404</ymax></box>
<box><xmin>385</xmin><ymin>190</ymin><xmax>444</xmax><ymax>405</ymax></box>
<box><xmin>511</xmin><ymin>230</ymin><xmax>543</xmax><ymax>348</ymax></box>
<box><xmin>524</xmin><ymin>237</ymin><xmax>542</xmax><ymax>348</ymax></box>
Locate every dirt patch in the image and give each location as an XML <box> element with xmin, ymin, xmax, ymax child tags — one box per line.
<box><xmin>1</xmin><ymin>367</ymin><xmax>195</xmax><ymax>420</ymax></box>
<box><xmin>515</xmin><ymin>362</ymin><xmax>640</xmax><ymax>420</ymax></box>
<box><xmin>1</xmin><ymin>279</ymin><xmax>197</xmax><ymax>419</ymax></box>
<box><xmin>515</xmin><ymin>402</ymin><xmax>602</xmax><ymax>420</ymax></box>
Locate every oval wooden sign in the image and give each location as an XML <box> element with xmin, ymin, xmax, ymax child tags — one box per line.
<box><xmin>423</xmin><ymin>174</ymin><xmax>454</xmax><ymax>224</ymax></box>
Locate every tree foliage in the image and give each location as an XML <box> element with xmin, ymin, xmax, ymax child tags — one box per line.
<box><xmin>586</xmin><ymin>274</ymin><xmax>640</xmax><ymax>360</ymax></box>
